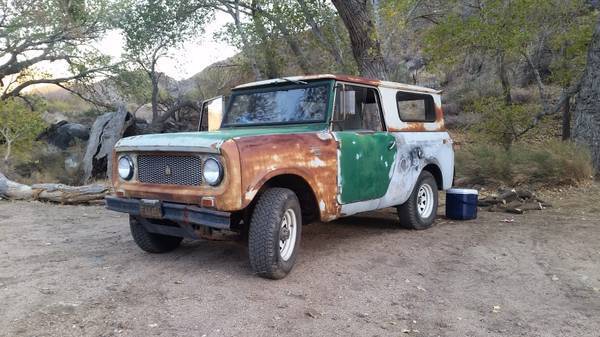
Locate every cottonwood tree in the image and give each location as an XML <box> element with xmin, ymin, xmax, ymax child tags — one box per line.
<box><xmin>425</xmin><ymin>0</ymin><xmax>597</xmax><ymax>141</ymax></box>
<box><xmin>0</xmin><ymin>0</ymin><xmax>115</xmax><ymax>101</ymax></box>
<box><xmin>214</xmin><ymin>0</ymin><xmax>353</xmax><ymax>79</ymax></box>
<box><xmin>516</xmin><ymin>1</ymin><xmax>596</xmax><ymax>139</ymax></box>
<box><xmin>117</xmin><ymin>0</ymin><xmax>211</xmax><ymax>126</ymax></box>
<box><xmin>213</xmin><ymin>0</ymin><xmax>267</xmax><ymax>80</ymax></box>
<box><xmin>573</xmin><ymin>16</ymin><xmax>600</xmax><ymax>172</ymax></box>
<box><xmin>331</xmin><ymin>0</ymin><xmax>389</xmax><ymax>79</ymax></box>
<box><xmin>424</xmin><ymin>0</ymin><xmax>537</xmax><ymax>104</ymax></box>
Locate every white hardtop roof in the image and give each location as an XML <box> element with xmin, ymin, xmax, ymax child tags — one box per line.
<box><xmin>233</xmin><ymin>74</ymin><xmax>441</xmax><ymax>94</ymax></box>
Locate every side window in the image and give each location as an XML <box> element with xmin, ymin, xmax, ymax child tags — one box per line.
<box><xmin>333</xmin><ymin>84</ymin><xmax>383</xmax><ymax>131</ymax></box>
<box><xmin>396</xmin><ymin>92</ymin><xmax>436</xmax><ymax>122</ymax></box>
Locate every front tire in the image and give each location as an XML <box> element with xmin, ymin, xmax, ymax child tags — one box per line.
<box><xmin>129</xmin><ymin>216</ymin><xmax>183</xmax><ymax>253</ymax></box>
<box><xmin>248</xmin><ymin>188</ymin><xmax>302</xmax><ymax>279</ymax></box>
<box><xmin>397</xmin><ymin>171</ymin><xmax>438</xmax><ymax>230</ymax></box>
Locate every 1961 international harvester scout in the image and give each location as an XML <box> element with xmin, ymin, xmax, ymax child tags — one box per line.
<box><xmin>106</xmin><ymin>74</ymin><xmax>454</xmax><ymax>279</ymax></box>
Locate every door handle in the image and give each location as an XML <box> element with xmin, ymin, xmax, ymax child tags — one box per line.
<box><xmin>388</xmin><ymin>140</ymin><xmax>396</xmax><ymax>150</ymax></box>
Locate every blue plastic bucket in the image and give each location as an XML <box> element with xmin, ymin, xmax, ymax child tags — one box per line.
<box><xmin>446</xmin><ymin>188</ymin><xmax>479</xmax><ymax>220</ymax></box>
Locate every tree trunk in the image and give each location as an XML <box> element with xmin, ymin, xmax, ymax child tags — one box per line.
<box><xmin>150</xmin><ymin>72</ymin><xmax>160</xmax><ymax>124</ymax></box>
<box><xmin>562</xmin><ymin>96</ymin><xmax>571</xmax><ymax>141</ymax></box>
<box><xmin>271</xmin><ymin>18</ymin><xmax>311</xmax><ymax>75</ymax></box>
<box><xmin>3</xmin><ymin>139</ymin><xmax>11</xmax><ymax>162</ymax></box>
<box><xmin>228</xmin><ymin>3</ymin><xmax>264</xmax><ymax>81</ymax></box>
<box><xmin>251</xmin><ymin>4</ymin><xmax>280</xmax><ymax>78</ymax></box>
<box><xmin>82</xmin><ymin>107</ymin><xmax>133</xmax><ymax>184</ymax></box>
<box><xmin>498</xmin><ymin>52</ymin><xmax>512</xmax><ymax>104</ymax></box>
<box><xmin>331</xmin><ymin>0</ymin><xmax>388</xmax><ymax>79</ymax></box>
<box><xmin>573</xmin><ymin>17</ymin><xmax>600</xmax><ymax>172</ymax></box>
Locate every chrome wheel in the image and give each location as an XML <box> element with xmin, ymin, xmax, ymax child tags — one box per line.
<box><xmin>417</xmin><ymin>183</ymin><xmax>434</xmax><ymax>218</ymax></box>
<box><xmin>279</xmin><ymin>208</ymin><xmax>297</xmax><ymax>261</ymax></box>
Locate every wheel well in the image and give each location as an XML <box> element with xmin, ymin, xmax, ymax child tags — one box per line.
<box><xmin>260</xmin><ymin>174</ymin><xmax>320</xmax><ymax>224</ymax></box>
<box><xmin>423</xmin><ymin>164</ymin><xmax>443</xmax><ymax>190</ymax></box>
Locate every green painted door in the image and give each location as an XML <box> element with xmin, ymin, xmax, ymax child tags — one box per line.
<box><xmin>336</xmin><ymin>131</ymin><xmax>396</xmax><ymax>204</ymax></box>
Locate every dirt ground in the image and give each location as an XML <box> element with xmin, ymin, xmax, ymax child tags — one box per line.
<box><xmin>1</xmin><ymin>185</ymin><xmax>599</xmax><ymax>337</ymax></box>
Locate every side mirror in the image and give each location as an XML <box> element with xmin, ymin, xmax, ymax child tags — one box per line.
<box><xmin>199</xmin><ymin>96</ymin><xmax>224</xmax><ymax>132</ymax></box>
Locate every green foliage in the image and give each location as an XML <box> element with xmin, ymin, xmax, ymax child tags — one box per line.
<box><xmin>423</xmin><ymin>0</ymin><xmax>595</xmax><ymax>71</ymax></box>
<box><xmin>112</xmin><ymin>69</ymin><xmax>153</xmax><ymax>106</ymax></box>
<box><xmin>469</xmin><ymin>97</ymin><xmax>536</xmax><ymax>149</ymax></box>
<box><xmin>0</xmin><ymin>0</ymin><xmax>116</xmax><ymax>98</ymax></box>
<box><xmin>214</xmin><ymin>0</ymin><xmax>353</xmax><ymax>77</ymax></box>
<box><xmin>547</xmin><ymin>6</ymin><xmax>598</xmax><ymax>87</ymax></box>
<box><xmin>456</xmin><ymin>140</ymin><xmax>594</xmax><ymax>187</ymax></box>
<box><xmin>0</xmin><ymin>99</ymin><xmax>46</xmax><ymax>162</ymax></box>
<box><xmin>117</xmin><ymin>0</ymin><xmax>210</xmax><ymax>63</ymax></box>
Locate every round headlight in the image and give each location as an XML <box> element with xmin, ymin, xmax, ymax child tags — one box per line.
<box><xmin>203</xmin><ymin>157</ymin><xmax>223</xmax><ymax>186</ymax></box>
<box><xmin>118</xmin><ymin>155</ymin><xmax>134</xmax><ymax>180</ymax></box>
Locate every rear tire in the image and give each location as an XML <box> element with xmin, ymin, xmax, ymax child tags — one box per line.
<box><xmin>248</xmin><ymin>188</ymin><xmax>302</xmax><ymax>279</ymax></box>
<box><xmin>397</xmin><ymin>171</ymin><xmax>438</xmax><ymax>230</ymax></box>
<box><xmin>129</xmin><ymin>216</ymin><xmax>183</xmax><ymax>253</ymax></box>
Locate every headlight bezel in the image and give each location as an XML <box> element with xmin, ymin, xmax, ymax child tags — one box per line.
<box><xmin>118</xmin><ymin>155</ymin><xmax>135</xmax><ymax>181</ymax></box>
<box><xmin>203</xmin><ymin>157</ymin><xmax>223</xmax><ymax>186</ymax></box>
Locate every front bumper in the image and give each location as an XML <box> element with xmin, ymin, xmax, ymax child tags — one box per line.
<box><xmin>105</xmin><ymin>196</ymin><xmax>231</xmax><ymax>233</ymax></box>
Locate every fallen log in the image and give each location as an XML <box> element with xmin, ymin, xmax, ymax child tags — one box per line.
<box><xmin>479</xmin><ymin>188</ymin><xmax>552</xmax><ymax>214</ymax></box>
<box><xmin>0</xmin><ymin>172</ymin><xmax>108</xmax><ymax>204</ymax></box>
<box><xmin>0</xmin><ymin>171</ymin><xmax>32</xmax><ymax>199</ymax></box>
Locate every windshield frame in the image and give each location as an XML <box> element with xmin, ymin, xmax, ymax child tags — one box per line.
<box><xmin>220</xmin><ymin>80</ymin><xmax>334</xmax><ymax>128</ymax></box>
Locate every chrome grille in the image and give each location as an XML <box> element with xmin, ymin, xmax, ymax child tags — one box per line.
<box><xmin>137</xmin><ymin>155</ymin><xmax>202</xmax><ymax>186</ymax></box>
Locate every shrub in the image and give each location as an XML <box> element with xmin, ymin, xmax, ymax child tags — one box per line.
<box><xmin>0</xmin><ymin>99</ymin><xmax>47</xmax><ymax>163</ymax></box>
<box><xmin>469</xmin><ymin>97</ymin><xmax>537</xmax><ymax>150</ymax></box>
<box><xmin>456</xmin><ymin>140</ymin><xmax>593</xmax><ymax>187</ymax></box>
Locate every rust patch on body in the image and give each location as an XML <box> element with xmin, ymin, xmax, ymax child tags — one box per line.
<box><xmin>109</xmin><ymin>133</ymin><xmax>340</xmax><ymax>220</ymax></box>
<box><xmin>234</xmin><ymin>132</ymin><xmax>340</xmax><ymax>221</ymax></box>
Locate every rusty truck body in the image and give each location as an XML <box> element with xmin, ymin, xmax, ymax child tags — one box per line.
<box><xmin>106</xmin><ymin>74</ymin><xmax>454</xmax><ymax>279</ymax></box>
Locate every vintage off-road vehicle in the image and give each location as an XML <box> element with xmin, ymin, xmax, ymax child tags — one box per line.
<box><xmin>106</xmin><ymin>74</ymin><xmax>454</xmax><ymax>279</ymax></box>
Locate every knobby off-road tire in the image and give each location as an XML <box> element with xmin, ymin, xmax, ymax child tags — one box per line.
<box><xmin>397</xmin><ymin>171</ymin><xmax>438</xmax><ymax>230</ymax></box>
<box><xmin>248</xmin><ymin>188</ymin><xmax>302</xmax><ymax>279</ymax></box>
<box><xmin>129</xmin><ymin>216</ymin><xmax>183</xmax><ymax>253</ymax></box>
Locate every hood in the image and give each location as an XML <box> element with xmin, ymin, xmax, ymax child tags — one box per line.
<box><xmin>114</xmin><ymin>124</ymin><xmax>328</xmax><ymax>153</ymax></box>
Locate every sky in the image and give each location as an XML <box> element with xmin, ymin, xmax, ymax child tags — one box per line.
<box><xmin>41</xmin><ymin>12</ymin><xmax>239</xmax><ymax>81</ymax></box>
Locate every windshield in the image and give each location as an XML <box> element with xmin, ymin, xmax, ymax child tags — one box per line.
<box><xmin>222</xmin><ymin>82</ymin><xmax>330</xmax><ymax>126</ymax></box>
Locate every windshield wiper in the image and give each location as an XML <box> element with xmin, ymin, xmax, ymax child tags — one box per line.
<box><xmin>281</xmin><ymin>77</ymin><xmax>308</xmax><ymax>85</ymax></box>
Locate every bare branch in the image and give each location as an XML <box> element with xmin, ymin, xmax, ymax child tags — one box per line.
<box><xmin>55</xmin><ymin>83</ymin><xmax>115</xmax><ymax>110</ymax></box>
<box><xmin>1</xmin><ymin>66</ymin><xmax>112</xmax><ymax>100</ymax></box>
<box><xmin>522</xmin><ymin>51</ymin><xmax>550</xmax><ymax>113</ymax></box>
<box><xmin>518</xmin><ymin>79</ymin><xmax>583</xmax><ymax>137</ymax></box>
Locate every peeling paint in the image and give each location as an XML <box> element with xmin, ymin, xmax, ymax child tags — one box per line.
<box><xmin>245</xmin><ymin>188</ymin><xmax>258</xmax><ymax>201</ymax></box>
<box><xmin>309</xmin><ymin>157</ymin><xmax>326</xmax><ymax>168</ymax></box>
<box><xmin>235</xmin><ymin>132</ymin><xmax>340</xmax><ymax>221</ymax></box>
<box><xmin>340</xmin><ymin>132</ymin><xmax>454</xmax><ymax>216</ymax></box>
<box><xmin>110</xmin><ymin>76</ymin><xmax>453</xmax><ymax>225</ymax></box>
<box><xmin>317</xmin><ymin>131</ymin><xmax>333</xmax><ymax>141</ymax></box>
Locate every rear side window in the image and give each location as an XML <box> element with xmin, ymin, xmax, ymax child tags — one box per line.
<box><xmin>396</xmin><ymin>92</ymin><xmax>436</xmax><ymax>122</ymax></box>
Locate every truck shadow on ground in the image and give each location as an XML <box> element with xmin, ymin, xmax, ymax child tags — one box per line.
<box><xmin>146</xmin><ymin>209</ymin><xmax>438</xmax><ymax>277</ymax></box>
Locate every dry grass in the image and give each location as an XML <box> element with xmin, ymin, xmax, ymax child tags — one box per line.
<box><xmin>455</xmin><ymin>140</ymin><xmax>594</xmax><ymax>187</ymax></box>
